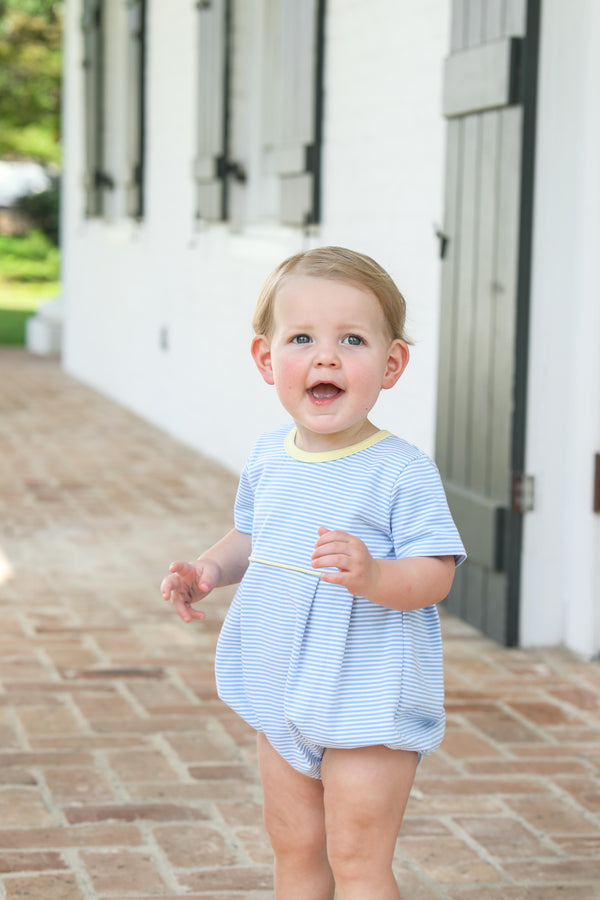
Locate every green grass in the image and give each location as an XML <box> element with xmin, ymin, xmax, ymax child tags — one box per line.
<box><xmin>0</xmin><ymin>278</ymin><xmax>59</xmax><ymax>344</ymax></box>
<box><xmin>0</xmin><ymin>307</ymin><xmax>35</xmax><ymax>344</ymax></box>
<box><xmin>0</xmin><ymin>232</ymin><xmax>60</xmax><ymax>344</ymax></box>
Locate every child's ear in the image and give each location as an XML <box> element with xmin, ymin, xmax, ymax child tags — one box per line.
<box><xmin>382</xmin><ymin>339</ymin><xmax>410</xmax><ymax>389</ymax></box>
<box><xmin>251</xmin><ymin>335</ymin><xmax>275</xmax><ymax>385</ymax></box>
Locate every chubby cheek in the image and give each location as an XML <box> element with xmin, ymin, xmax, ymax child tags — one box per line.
<box><xmin>354</xmin><ymin>363</ymin><xmax>389</xmax><ymax>410</ymax></box>
<box><xmin>272</xmin><ymin>354</ymin><xmax>304</xmax><ymax>388</ymax></box>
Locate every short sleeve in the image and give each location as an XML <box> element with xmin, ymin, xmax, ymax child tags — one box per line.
<box><xmin>233</xmin><ymin>465</ymin><xmax>254</xmax><ymax>535</ymax></box>
<box><xmin>390</xmin><ymin>455</ymin><xmax>466</xmax><ymax>566</ymax></box>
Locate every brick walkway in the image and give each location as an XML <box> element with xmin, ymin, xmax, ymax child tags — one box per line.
<box><xmin>0</xmin><ymin>347</ymin><xmax>599</xmax><ymax>900</ymax></box>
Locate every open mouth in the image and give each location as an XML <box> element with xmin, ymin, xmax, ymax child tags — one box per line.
<box><xmin>308</xmin><ymin>382</ymin><xmax>343</xmax><ymax>402</ymax></box>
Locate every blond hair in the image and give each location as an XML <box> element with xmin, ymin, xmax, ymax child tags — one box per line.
<box><xmin>252</xmin><ymin>246</ymin><xmax>410</xmax><ymax>342</ymax></box>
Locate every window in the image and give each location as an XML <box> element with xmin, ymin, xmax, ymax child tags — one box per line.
<box><xmin>125</xmin><ymin>0</ymin><xmax>147</xmax><ymax>217</ymax></box>
<box><xmin>194</xmin><ymin>0</ymin><xmax>231</xmax><ymax>222</ymax></box>
<box><xmin>82</xmin><ymin>0</ymin><xmax>106</xmax><ymax>216</ymax></box>
<box><xmin>264</xmin><ymin>0</ymin><xmax>325</xmax><ymax>227</ymax></box>
<box><xmin>81</xmin><ymin>0</ymin><xmax>147</xmax><ymax>219</ymax></box>
<box><xmin>194</xmin><ymin>0</ymin><xmax>325</xmax><ymax>228</ymax></box>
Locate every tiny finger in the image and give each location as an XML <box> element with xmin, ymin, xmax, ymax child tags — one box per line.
<box><xmin>319</xmin><ymin>570</ymin><xmax>346</xmax><ymax>585</ymax></box>
<box><xmin>188</xmin><ymin>608</ymin><xmax>206</xmax><ymax>620</ymax></box>
<box><xmin>160</xmin><ymin>578</ymin><xmax>175</xmax><ymax>600</ymax></box>
<box><xmin>313</xmin><ymin>540</ymin><xmax>347</xmax><ymax>557</ymax></box>
<box><xmin>313</xmin><ymin>551</ymin><xmax>349</xmax><ymax>570</ymax></box>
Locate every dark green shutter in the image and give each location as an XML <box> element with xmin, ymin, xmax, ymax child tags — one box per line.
<box><xmin>436</xmin><ymin>0</ymin><xmax>540</xmax><ymax>644</ymax></box>
<box><xmin>81</xmin><ymin>0</ymin><xmax>105</xmax><ymax>216</ymax></box>
<box><xmin>194</xmin><ymin>0</ymin><xmax>229</xmax><ymax>221</ymax></box>
<box><xmin>269</xmin><ymin>0</ymin><xmax>324</xmax><ymax>226</ymax></box>
<box><xmin>125</xmin><ymin>0</ymin><xmax>147</xmax><ymax>218</ymax></box>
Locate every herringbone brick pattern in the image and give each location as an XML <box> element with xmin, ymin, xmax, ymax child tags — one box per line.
<box><xmin>0</xmin><ymin>348</ymin><xmax>599</xmax><ymax>898</ymax></box>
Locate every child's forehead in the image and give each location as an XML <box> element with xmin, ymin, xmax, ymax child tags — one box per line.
<box><xmin>275</xmin><ymin>274</ymin><xmax>379</xmax><ymax>310</ymax></box>
<box><xmin>269</xmin><ymin>275</ymin><xmax>391</xmax><ymax>340</ymax></box>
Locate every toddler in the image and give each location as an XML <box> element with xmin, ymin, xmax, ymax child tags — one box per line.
<box><xmin>161</xmin><ymin>246</ymin><xmax>465</xmax><ymax>899</ymax></box>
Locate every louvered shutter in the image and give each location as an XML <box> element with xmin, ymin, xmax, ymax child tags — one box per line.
<box><xmin>125</xmin><ymin>0</ymin><xmax>146</xmax><ymax>218</ymax></box>
<box><xmin>81</xmin><ymin>0</ymin><xmax>105</xmax><ymax>216</ymax></box>
<box><xmin>268</xmin><ymin>0</ymin><xmax>324</xmax><ymax>227</ymax></box>
<box><xmin>436</xmin><ymin>0</ymin><xmax>540</xmax><ymax>645</ymax></box>
<box><xmin>194</xmin><ymin>0</ymin><xmax>229</xmax><ymax>222</ymax></box>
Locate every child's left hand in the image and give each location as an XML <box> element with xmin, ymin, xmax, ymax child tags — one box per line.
<box><xmin>311</xmin><ymin>526</ymin><xmax>379</xmax><ymax>597</ymax></box>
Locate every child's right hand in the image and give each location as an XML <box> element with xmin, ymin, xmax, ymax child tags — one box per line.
<box><xmin>160</xmin><ymin>559</ymin><xmax>220</xmax><ymax>623</ymax></box>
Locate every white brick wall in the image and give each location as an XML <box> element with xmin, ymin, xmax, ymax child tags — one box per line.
<box><xmin>63</xmin><ymin>0</ymin><xmax>451</xmax><ymax>474</ymax></box>
<box><xmin>60</xmin><ymin>0</ymin><xmax>600</xmax><ymax>655</ymax></box>
<box><xmin>321</xmin><ymin>0</ymin><xmax>450</xmax><ymax>454</ymax></box>
<box><xmin>521</xmin><ymin>0</ymin><xmax>600</xmax><ymax>657</ymax></box>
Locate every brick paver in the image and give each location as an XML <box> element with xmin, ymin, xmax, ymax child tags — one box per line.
<box><xmin>0</xmin><ymin>347</ymin><xmax>599</xmax><ymax>899</ymax></box>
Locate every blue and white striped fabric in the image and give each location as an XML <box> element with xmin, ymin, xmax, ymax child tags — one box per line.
<box><xmin>215</xmin><ymin>425</ymin><xmax>466</xmax><ymax>778</ymax></box>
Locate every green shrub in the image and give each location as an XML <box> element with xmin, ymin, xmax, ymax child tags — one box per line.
<box><xmin>0</xmin><ymin>229</ymin><xmax>53</xmax><ymax>259</ymax></box>
<box><xmin>0</xmin><ymin>253</ymin><xmax>59</xmax><ymax>282</ymax></box>
<box><xmin>0</xmin><ymin>230</ymin><xmax>60</xmax><ymax>281</ymax></box>
<box><xmin>14</xmin><ymin>182</ymin><xmax>60</xmax><ymax>244</ymax></box>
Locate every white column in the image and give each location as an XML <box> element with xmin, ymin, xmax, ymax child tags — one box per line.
<box><xmin>521</xmin><ymin>0</ymin><xmax>600</xmax><ymax>656</ymax></box>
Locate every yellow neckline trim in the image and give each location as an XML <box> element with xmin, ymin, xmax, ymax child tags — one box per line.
<box><xmin>284</xmin><ymin>427</ymin><xmax>391</xmax><ymax>462</ymax></box>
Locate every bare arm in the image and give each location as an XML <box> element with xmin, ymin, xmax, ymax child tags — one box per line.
<box><xmin>196</xmin><ymin>527</ymin><xmax>253</xmax><ymax>587</ymax></box>
<box><xmin>161</xmin><ymin>528</ymin><xmax>251</xmax><ymax>623</ymax></box>
<box><xmin>311</xmin><ymin>527</ymin><xmax>455</xmax><ymax>611</ymax></box>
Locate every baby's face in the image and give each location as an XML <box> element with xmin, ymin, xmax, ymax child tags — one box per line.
<box><xmin>252</xmin><ymin>275</ymin><xmax>408</xmax><ymax>452</ymax></box>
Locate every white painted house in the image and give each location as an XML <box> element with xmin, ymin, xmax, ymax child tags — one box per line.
<box><xmin>58</xmin><ymin>0</ymin><xmax>600</xmax><ymax>657</ymax></box>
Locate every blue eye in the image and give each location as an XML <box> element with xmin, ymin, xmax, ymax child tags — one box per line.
<box><xmin>291</xmin><ymin>334</ymin><xmax>311</xmax><ymax>344</ymax></box>
<box><xmin>342</xmin><ymin>334</ymin><xmax>364</xmax><ymax>346</ymax></box>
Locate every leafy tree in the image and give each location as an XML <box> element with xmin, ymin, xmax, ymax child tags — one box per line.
<box><xmin>0</xmin><ymin>1</ymin><xmax>63</xmax><ymax>165</ymax></box>
<box><xmin>0</xmin><ymin>0</ymin><xmax>60</xmax><ymax>16</ymax></box>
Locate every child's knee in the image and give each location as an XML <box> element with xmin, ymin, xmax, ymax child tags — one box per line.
<box><xmin>258</xmin><ymin>732</ymin><xmax>327</xmax><ymax>859</ymax></box>
<box><xmin>264</xmin><ymin>804</ymin><xmax>326</xmax><ymax>859</ymax></box>
<box><xmin>326</xmin><ymin>823</ymin><xmax>367</xmax><ymax>879</ymax></box>
<box><xmin>326</xmin><ymin>817</ymin><xmax>401</xmax><ymax>893</ymax></box>
<box><xmin>321</xmin><ymin>745</ymin><xmax>416</xmax><ymax>878</ymax></box>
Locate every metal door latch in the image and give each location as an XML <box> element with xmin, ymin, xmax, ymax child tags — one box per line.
<box><xmin>434</xmin><ymin>224</ymin><xmax>449</xmax><ymax>259</ymax></box>
<box><xmin>512</xmin><ymin>473</ymin><xmax>535</xmax><ymax>514</ymax></box>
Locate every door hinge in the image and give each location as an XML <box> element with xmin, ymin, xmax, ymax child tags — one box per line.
<box><xmin>511</xmin><ymin>473</ymin><xmax>535</xmax><ymax>514</ymax></box>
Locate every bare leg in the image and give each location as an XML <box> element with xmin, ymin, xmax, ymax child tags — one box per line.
<box><xmin>257</xmin><ymin>733</ymin><xmax>335</xmax><ymax>900</ymax></box>
<box><xmin>321</xmin><ymin>745</ymin><xmax>418</xmax><ymax>900</ymax></box>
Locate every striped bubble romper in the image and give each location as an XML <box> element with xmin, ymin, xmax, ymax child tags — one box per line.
<box><xmin>215</xmin><ymin>425</ymin><xmax>466</xmax><ymax>778</ymax></box>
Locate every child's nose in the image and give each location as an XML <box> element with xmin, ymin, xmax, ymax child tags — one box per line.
<box><xmin>314</xmin><ymin>340</ymin><xmax>340</xmax><ymax>366</ymax></box>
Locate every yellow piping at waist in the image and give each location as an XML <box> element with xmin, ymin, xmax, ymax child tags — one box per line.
<box><xmin>248</xmin><ymin>556</ymin><xmax>321</xmax><ymax>578</ymax></box>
